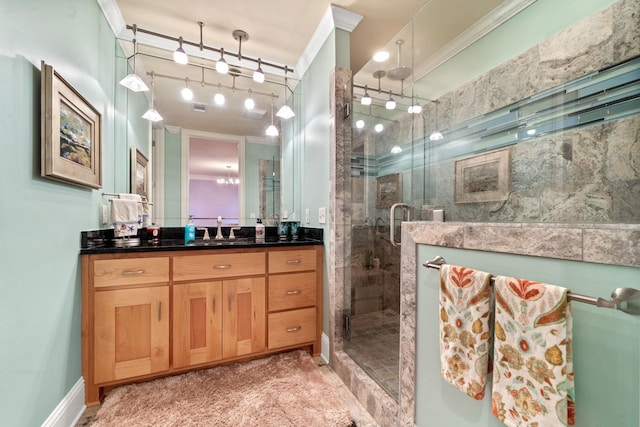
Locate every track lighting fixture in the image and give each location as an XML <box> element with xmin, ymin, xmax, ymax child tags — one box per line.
<box><xmin>356</xmin><ymin>119</ymin><xmax>365</xmax><ymax>129</ymax></box>
<box><xmin>181</xmin><ymin>77</ymin><xmax>193</xmax><ymax>101</ymax></box>
<box><xmin>276</xmin><ymin>66</ymin><xmax>295</xmax><ymax>119</ymax></box>
<box><xmin>360</xmin><ymin>85</ymin><xmax>372</xmax><ymax>106</ymax></box>
<box><xmin>244</xmin><ymin>89</ymin><xmax>255</xmax><ymax>110</ymax></box>
<box><xmin>253</xmin><ymin>58</ymin><xmax>265</xmax><ymax>83</ymax></box>
<box><xmin>214</xmin><ymin>83</ymin><xmax>225</xmax><ymax>105</ymax></box>
<box><xmin>375</xmin><ymin>123</ymin><xmax>384</xmax><ymax>133</ymax></box>
<box><xmin>390</xmin><ymin>145</ymin><xmax>402</xmax><ymax>154</ymax></box>
<box><xmin>216</xmin><ymin>47</ymin><xmax>229</xmax><ymax>74</ymax></box>
<box><xmin>173</xmin><ymin>36</ymin><xmax>188</xmax><ymax>65</ymax></box>
<box><xmin>119</xmin><ymin>25</ymin><xmax>149</xmax><ymax>92</ymax></box>
<box><xmin>266</xmin><ymin>96</ymin><xmax>279</xmax><ymax>137</ymax></box>
<box><xmin>142</xmin><ymin>73</ymin><xmax>163</xmax><ymax>122</ymax></box>
<box><xmin>385</xmin><ymin>91</ymin><xmax>396</xmax><ymax>110</ymax></box>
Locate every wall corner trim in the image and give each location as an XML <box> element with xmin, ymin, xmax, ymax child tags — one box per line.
<box><xmin>321</xmin><ymin>332</ymin><xmax>330</xmax><ymax>364</ymax></box>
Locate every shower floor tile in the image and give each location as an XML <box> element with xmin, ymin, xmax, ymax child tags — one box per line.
<box><xmin>344</xmin><ymin>309</ymin><xmax>400</xmax><ymax>400</ymax></box>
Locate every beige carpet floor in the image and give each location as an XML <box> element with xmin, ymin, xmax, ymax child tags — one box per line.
<box><xmin>90</xmin><ymin>350</ymin><xmax>357</xmax><ymax>427</ymax></box>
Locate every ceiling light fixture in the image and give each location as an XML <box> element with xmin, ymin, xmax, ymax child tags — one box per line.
<box><xmin>142</xmin><ymin>72</ymin><xmax>163</xmax><ymax>122</ymax></box>
<box><xmin>276</xmin><ymin>66</ymin><xmax>295</xmax><ymax>119</ymax></box>
<box><xmin>216</xmin><ymin>47</ymin><xmax>229</xmax><ymax>74</ymax></box>
<box><xmin>244</xmin><ymin>89</ymin><xmax>255</xmax><ymax>110</ymax></box>
<box><xmin>266</xmin><ymin>95</ymin><xmax>279</xmax><ymax>137</ymax></box>
<box><xmin>253</xmin><ymin>58</ymin><xmax>265</xmax><ymax>83</ymax></box>
<box><xmin>173</xmin><ymin>36</ymin><xmax>188</xmax><ymax>65</ymax></box>
<box><xmin>181</xmin><ymin>77</ymin><xmax>193</xmax><ymax>101</ymax></box>
<box><xmin>119</xmin><ymin>25</ymin><xmax>149</xmax><ymax>92</ymax></box>
<box><xmin>214</xmin><ymin>83</ymin><xmax>225</xmax><ymax>105</ymax></box>
<box><xmin>355</xmin><ymin>119</ymin><xmax>365</xmax><ymax>129</ymax></box>
<box><xmin>385</xmin><ymin>90</ymin><xmax>396</xmax><ymax>110</ymax></box>
<box><xmin>390</xmin><ymin>145</ymin><xmax>402</xmax><ymax>154</ymax></box>
<box><xmin>375</xmin><ymin>123</ymin><xmax>384</xmax><ymax>133</ymax></box>
<box><xmin>373</xmin><ymin>50</ymin><xmax>390</xmax><ymax>62</ymax></box>
<box><xmin>360</xmin><ymin>85</ymin><xmax>372</xmax><ymax>106</ymax></box>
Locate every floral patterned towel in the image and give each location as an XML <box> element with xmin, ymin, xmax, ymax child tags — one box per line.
<box><xmin>491</xmin><ymin>276</ymin><xmax>575</xmax><ymax>426</ymax></box>
<box><xmin>439</xmin><ymin>264</ymin><xmax>493</xmax><ymax>400</ymax></box>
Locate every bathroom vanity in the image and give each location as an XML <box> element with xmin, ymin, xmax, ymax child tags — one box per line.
<box><xmin>80</xmin><ymin>233</ymin><xmax>323</xmax><ymax>406</ymax></box>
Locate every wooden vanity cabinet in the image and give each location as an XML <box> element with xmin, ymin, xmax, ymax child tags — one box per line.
<box><xmin>82</xmin><ymin>245</ymin><xmax>321</xmax><ymax>406</ymax></box>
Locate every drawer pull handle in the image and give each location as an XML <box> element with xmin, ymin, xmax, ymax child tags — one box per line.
<box><xmin>286</xmin><ymin>259</ymin><xmax>301</xmax><ymax>264</ymax></box>
<box><xmin>213</xmin><ymin>264</ymin><xmax>232</xmax><ymax>269</ymax></box>
<box><xmin>286</xmin><ymin>326</ymin><xmax>302</xmax><ymax>332</ymax></box>
<box><xmin>122</xmin><ymin>270</ymin><xmax>145</xmax><ymax>275</ymax></box>
<box><xmin>157</xmin><ymin>301</ymin><xmax>162</xmax><ymax>321</ymax></box>
<box><xmin>286</xmin><ymin>290</ymin><xmax>302</xmax><ymax>295</ymax></box>
<box><xmin>212</xmin><ymin>296</ymin><xmax>216</xmax><ymax>313</ymax></box>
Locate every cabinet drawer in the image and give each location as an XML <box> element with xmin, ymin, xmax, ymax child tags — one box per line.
<box><xmin>268</xmin><ymin>249</ymin><xmax>316</xmax><ymax>274</ymax></box>
<box><xmin>93</xmin><ymin>257</ymin><xmax>169</xmax><ymax>288</ymax></box>
<box><xmin>268</xmin><ymin>307</ymin><xmax>316</xmax><ymax>349</ymax></box>
<box><xmin>269</xmin><ymin>272</ymin><xmax>316</xmax><ymax>311</ymax></box>
<box><xmin>174</xmin><ymin>252</ymin><xmax>265</xmax><ymax>281</ymax></box>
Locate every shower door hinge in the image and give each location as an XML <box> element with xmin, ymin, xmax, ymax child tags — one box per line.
<box><xmin>343</xmin><ymin>313</ymin><xmax>351</xmax><ymax>336</ymax></box>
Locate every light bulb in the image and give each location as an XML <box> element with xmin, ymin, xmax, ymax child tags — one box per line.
<box><xmin>391</xmin><ymin>145</ymin><xmax>402</xmax><ymax>154</ymax></box>
<box><xmin>429</xmin><ymin>131</ymin><xmax>443</xmax><ymax>141</ymax></box>
<box><xmin>361</xmin><ymin>94</ymin><xmax>372</xmax><ymax>106</ymax></box>
<box><xmin>244</xmin><ymin>97</ymin><xmax>255</xmax><ymax>110</ymax></box>
<box><xmin>375</xmin><ymin>123</ymin><xmax>384</xmax><ymax>133</ymax></box>
<box><xmin>173</xmin><ymin>37</ymin><xmax>188</xmax><ymax>64</ymax></box>
<box><xmin>181</xmin><ymin>87</ymin><xmax>193</xmax><ymax>101</ymax></box>
<box><xmin>385</xmin><ymin>98</ymin><xmax>396</xmax><ymax>110</ymax></box>
<box><xmin>355</xmin><ymin>119</ymin><xmax>365</xmax><ymax>129</ymax></box>
<box><xmin>266</xmin><ymin>125</ymin><xmax>279</xmax><ymax>136</ymax></box>
<box><xmin>373</xmin><ymin>50</ymin><xmax>390</xmax><ymax>62</ymax></box>
<box><xmin>214</xmin><ymin>93</ymin><xmax>225</xmax><ymax>105</ymax></box>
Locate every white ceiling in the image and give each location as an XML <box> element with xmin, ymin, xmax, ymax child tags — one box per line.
<box><xmin>102</xmin><ymin>0</ymin><xmax>532</xmax><ymax>175</ymax></box>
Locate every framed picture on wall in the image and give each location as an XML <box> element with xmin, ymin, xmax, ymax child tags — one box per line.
<box><xmin>131</xmin><ymin>147</ymin><xmax>149</xmax><ymax>199</ymax></box>
<box><xmin>41</xmin><ymin>61</ymin><xmax>102</xmax><ymax>189</ymax></box>
<box><xmin>376</xmin><ymin>173</ymin><xmax>402</xmax><ymax>208</ymax></box>
<box><xmin>454</xmin><ymin>148</ymin><xmax>511</xmax><ymax>204</ymax></box>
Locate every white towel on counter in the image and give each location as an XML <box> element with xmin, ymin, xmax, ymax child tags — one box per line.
<box><xmin>111</xmin><ymin>198</ymin><xmax>140</xmax><ymax>237</ymax></box>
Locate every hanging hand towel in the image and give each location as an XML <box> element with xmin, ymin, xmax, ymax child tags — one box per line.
<box><xmin>439</xmin><ymin>264</ymin><xmax>493</xmax><ymax>400</ymax></box>
<box><xmin>111</xmin><ymin>198</ymin><xmax>140</xmax><ymax>237</ymax></box>
<box><xmin>118</xmin><ymin>193</ymin><xmax>146</xmax><ymax>227</ymax></box>
<box><xmin>491</xmin><ymin>276</ymin><xmax>575</xmax><ymax>426</ymax></box>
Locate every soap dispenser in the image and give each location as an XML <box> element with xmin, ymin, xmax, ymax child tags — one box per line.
<box><xmin>255</xmin><ymin>218</ymin><xmax>265</xmax><ymax>243</ymax></box>
<box><xmin>185</xmin><ymin>215</ymin><xmax>196</xmax><ymax>243</ymax></box>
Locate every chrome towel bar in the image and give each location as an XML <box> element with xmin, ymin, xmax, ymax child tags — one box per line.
<box><xmin>423</xmin><ymin>256</ymin><xmax>640</xmax><ymax>315</ymax></box>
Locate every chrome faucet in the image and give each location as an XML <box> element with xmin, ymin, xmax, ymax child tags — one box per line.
<box><xmin>229</xmin><ymin>225</ymin><xmax>242</xmax><ymax>239</ymax></box>
<box><xmin>215</xmin><ymin>216</ymin><xmax>224</xmax><ymax>240</ymax></box>
<box><xmin>197</xmin><ymin>227</ymin><xmax>210</xmax><ymax>240</ymax></box>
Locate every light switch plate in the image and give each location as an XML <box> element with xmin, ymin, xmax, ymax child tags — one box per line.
<box><xmin>305</xmin><ymin>208</ymin><xmax>310</xmax><ymax>224</ymax></box>
<box><xmin>318</xmin><ymin>207</ymin><xmax>326</xmax><ymax>224</ymax></box>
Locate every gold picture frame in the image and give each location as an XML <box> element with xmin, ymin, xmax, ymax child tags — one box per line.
<box><xmin>376</xmin><ymin>173</ymin><xmax>402</xmax><ymax>208</ymax></box>
<box><xmin>454</xmin><ymin>148</ymin><xmax>511</xmax><ymax>204</ymax></box>
<box><xmin>131</xmin><ymin>147</ymin><xmax>149</xmax><ymax>199</ymax></box>
<box><xmin>41</xmin><ymin>61</ymin><xmax>102</xmax><ymax>189</ymax></box>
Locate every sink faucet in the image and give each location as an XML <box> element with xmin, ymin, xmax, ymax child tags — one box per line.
<box><xmin>215</xmin><ymin>216</ymin><xmax>224</xmax><ymax>240</ymax></box>
<box><xmin>197</xmin><ymin>227</ymin><xmax>210</xmax><ymax>240</ymax></box>
<box><xmin>229</xmin><ymin>225</ymin><xmax>242</xmax><ymax>239</ymax></box>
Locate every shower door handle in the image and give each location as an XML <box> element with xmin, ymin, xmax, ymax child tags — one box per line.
<box><xmin>389</xmin><ymin>203</ymin><xmax>412</xmax><ymax>247</ymax></box>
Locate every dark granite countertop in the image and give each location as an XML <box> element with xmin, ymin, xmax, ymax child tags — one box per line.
<box><xmin>80</xmin><ymin>226</ymin><xmax>323</xmax><ymax>255</ymax></box>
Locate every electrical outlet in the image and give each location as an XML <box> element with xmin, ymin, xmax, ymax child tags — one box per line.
<box><xmin>305</xmin><ymin>208</ymin><xmax>310</xmax><ymax>224</ymax></box>
<box><xmin>318</xmin><ymin>207</ymin><xmax>326</xmax><ymax>224</ymax></box>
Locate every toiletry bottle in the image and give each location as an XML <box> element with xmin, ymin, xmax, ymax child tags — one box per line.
<box><xmin>185</xmin><ymin>215</ymin><xmax>196</xmax><ymax>243</ymax></box>
<box><xmin>255</xmin><ymin>218</ymin><xmax>265</xmax><ymax>243</ymax></box>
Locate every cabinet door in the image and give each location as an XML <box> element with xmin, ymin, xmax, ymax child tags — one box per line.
<box><xmin>94</xmin><ymin>286</ymin><xmax>169</xmax><ymax>384</ymax></box>
<box><xmin>223</xmin><ymin>278</ymin><xmax>266</xmax><ymax>358</ymax></box>
<box><xmin>173</xmin><ymin>281</ymin><xmax>223</xmax><ymax>368</ymax></box>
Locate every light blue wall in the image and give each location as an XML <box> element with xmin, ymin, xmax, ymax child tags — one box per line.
<box><xmin>163</xmin><ymin>129</ymin><xmax>182</xmax><ymax>226</ymax></box>
<box><xmin>282</xmin><ymin>27</ymin><xmax>351</xmax><ymax>333</ymax></box>
<box><xmin>0</xmin><ymin>0</ymin><xmax>148</xmax><ymax>425</ymax></box>
<box><xmin>416</xmin><ymin>245</ymin><xmax>640</xmax><ymax>426</ymax></box>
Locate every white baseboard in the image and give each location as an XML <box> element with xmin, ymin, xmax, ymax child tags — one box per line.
<box><xmin>42</xmin><ymin>377</ymin><xmax>86</xmax><ymax>427</ymax></box>
<box><xmin>321</xmin><ymin>332</ymin><xmax>330</xmax><ymax>364</ymax></box>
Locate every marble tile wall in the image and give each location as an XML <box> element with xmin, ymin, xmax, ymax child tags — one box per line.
<box><xmin>328</xmin><ymin>1</ymin><xmax>640</xmax><ymax>426</ymax></box>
